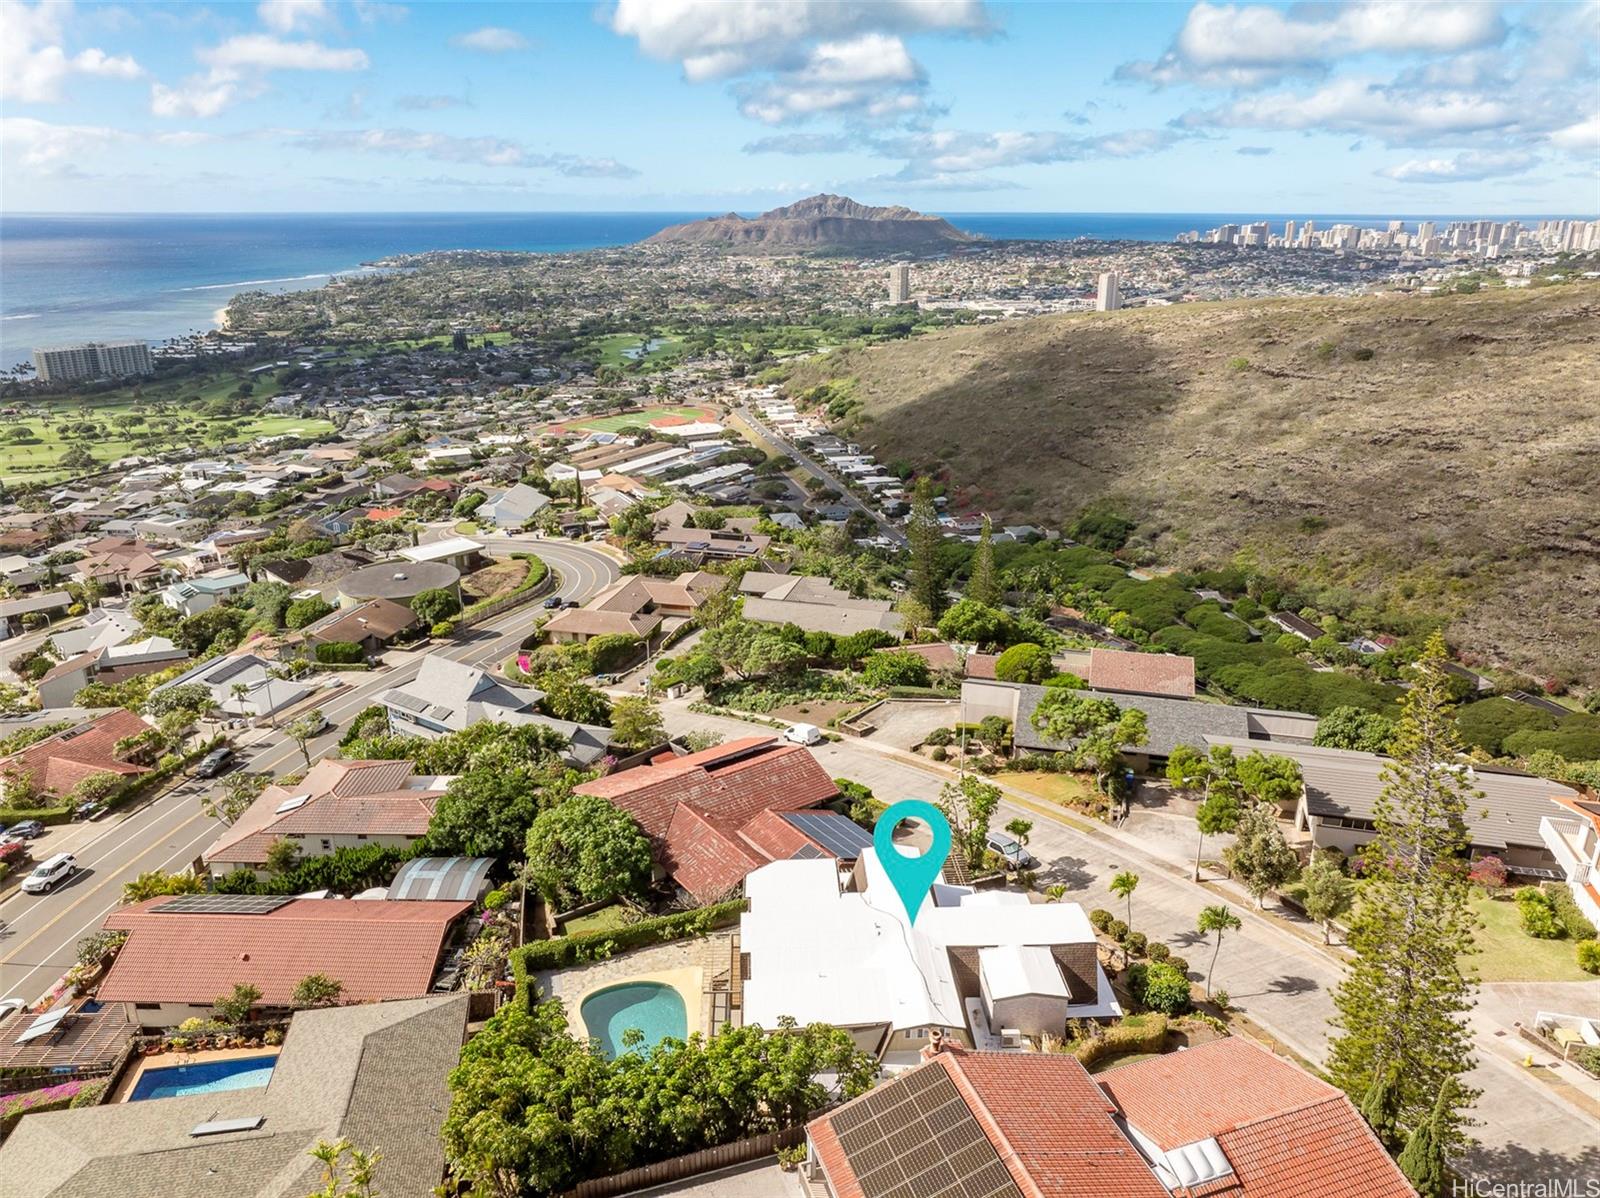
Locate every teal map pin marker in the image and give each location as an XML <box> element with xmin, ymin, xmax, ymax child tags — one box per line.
<box><xmin>873</xmin><ymin>799</ymin><xmax>952</xmax><ymax>927</ymax></box>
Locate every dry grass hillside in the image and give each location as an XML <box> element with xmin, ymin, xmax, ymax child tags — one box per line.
<box><xmin>786</xmin><ymin>283</ymin><xmax>1600</xmax><ymax>685</ymax></box>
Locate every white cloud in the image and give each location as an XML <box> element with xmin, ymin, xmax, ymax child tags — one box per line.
<box><xmin>152</xmin><ymin>32</ymin><xmax>368</xmax><ymax>118</ymax></box>
<box><xmin>288</xmin><ymin>127</ymin><xmax>639</xmax><ymax>176</ymax></box>
<box><xmin>451</xmin><ymin>26</ymin><xmax>529</xmax><ymax>53</ymax></box>
<box><xmin>1117</xmin><ymin>1</ymin><xmax>1507</xmax><ymax>89</ymax></box>
<box><xmin>1548</xmin><ymin>113</ymin><xmax>1600</xmax><ymax>153</ymax></box>
<box><xmin>864</xmin><ymin>126</ymin><xmax>1190</xmax><ymax>177</ymax></box>
<box><xmin>257</xmin><ymin>0</ymin><xmax>330</xmax><ymax>35</ymax></box>
<box><xmin>611</xmin><ymin>0</ymin><xmax>989</xmax><ymax>78</ymax></box>
<box><xmin>151</xmin><ymin>76</ymin><xmax>241</xmax><ymax>119</ymax></box>
<box><xmin>1378</xmin><ymin>149</ymin><xmax>1538</xmax><ymax>182</ymax></box>
<box><xmin>610</xmin><ymin>0</ymin><xmax>986</xmax><ymax>124</ymax></box>
<box><xmin>0</xmin><ymin>115</ymin><xmax>123</xmax><ymax>165</ymax></box>
<box><xmin>199</xmin><ymin>35</ymin><xmax>369</xmax><ymax>73</ymax></box>
<box><xmin>1</xmin><ymin>1</ymin><xmax>145</xmax><ymax>103</ymax></box>
<box><xmin>1177</xmin><ymin>77</ymin><xmax>1522</xmax><ymax>142</ymax></box>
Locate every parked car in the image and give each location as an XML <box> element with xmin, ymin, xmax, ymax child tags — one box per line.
<box><xmin>298</xmin><ymin>712</ymin><xmax>331</xmax><ymax>736</ymax></box>
<box><xmin>195</xmin><ymin>746</ymin><xmax>234</xmax><ymax>778</ymax></box>
<box><xmin>985</xmin><ymin>832</ymin><xmax>1037</xmax><ymax>871</ymax></box>
<box><xmin>542</xmin><ymin>594</ymin><xmax>564</xmax><ymax>609</ymax></box>
<box><xmin>21</xmin><ymin>852</ymin><xmax>76</xmax><ymax>894</ymax></box>
<box><xmin>784</xmin><ymin>723</ymin><xmax>823</xmax><ymax>746</ymax></box>
<box><xmin>74</xmin><ymin>801</ymin><xmax>107</xmax><ymax>821</ymax></box>
<box><xmin>4</xmin><ymin>820</ymin><xmax>43</xmax><ymax>840</ymax></box>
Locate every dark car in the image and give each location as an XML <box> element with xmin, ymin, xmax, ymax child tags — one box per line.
<box><xmin>542</xmin><ymin>595</ymin><xmax>564</xmax><ymax>609</ymax></box>
<box><xmin>195</xmin><ymin>747</ymin><xmax>234</xmax><ymax>778</ymax></box>
<box><xmin>5</xmin><ymin>820</ymin><xmax>44</xmax><ymax>840</ymax></box>
<box><xmin>74</xmin><ymin>801</ymin><xmax>107</xmax><ymax>822</ymax></box>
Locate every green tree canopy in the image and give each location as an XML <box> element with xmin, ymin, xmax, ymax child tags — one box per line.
<box><xmin>993</xmin><ymin>642</ymin><xmax>1054</xmax><ymax>684</ymax></box>
<box><xmin>1315</xmin><ymin>705</ymin><xmax>1399</xmax><ymax>753</ymax></box>
<box><xmin>524</xmin><ymin>793</ymin><xmax>652</xmax><ymax>908</ymax></box>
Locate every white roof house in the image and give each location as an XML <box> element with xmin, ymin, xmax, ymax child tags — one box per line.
<box><xmin>740</xmin><ymin>849</ymin><xmax>1117</xmax><ymax>1063</ymax></box>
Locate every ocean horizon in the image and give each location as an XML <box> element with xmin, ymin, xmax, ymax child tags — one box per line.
<box><xmin>1</xmin><ymin>209</ymin><xmax>1584</xmax><ymax>366</ymax></box>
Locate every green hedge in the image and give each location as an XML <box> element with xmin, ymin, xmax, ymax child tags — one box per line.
<box><xmin>0</xmin><ymin>802</ymin><xmax>75</xmax><ymax>827</ymax></box>
<box><xmin>458</xmin><ymin>553</ymin><xmax>550</xmax><ymax>623</ymax></box>
<box><xmin>1070</xmin><ymin>1013</ymin><xmax>1169</xmax><ymax>1068</ymax></box>
<box><xmin>510</xmin><ymin>899</ymin><xmax>747</xmax><ymax>995</ymax></box>
<box><xmin>315</xmin><ymin>641</ymin><xmax>364</xmax><ymax>664</ymax></box>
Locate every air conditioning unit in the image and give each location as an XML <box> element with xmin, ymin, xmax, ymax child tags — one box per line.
<box><xmin>999</xmin><ymin>1028</ymin><xmax>1025</xmax><ymax>1049</ymax></box>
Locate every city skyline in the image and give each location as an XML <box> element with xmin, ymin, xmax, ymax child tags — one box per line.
<box><xmin>2</xmin><ymin>0</ymin><xmax>1596</xmax><ymax>215</ymax></box>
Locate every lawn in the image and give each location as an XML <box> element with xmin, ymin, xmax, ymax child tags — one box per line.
<box><xmin>2</xmin><ymin>364</ymin><xmax>332</xmax><ymax>483</ymax></box>
<box><xmin>560</xmin><ymin>904</ymin><xmax>635</xmax><ymax>937</ymax></box>
<box><xmin>585</xmin><ymin>333</ymin><xmax>685</xmax><ymax>368</ymax></box>
<box><xmin>559</xmin><ymin>405</ymin><xmax>714</xmax><ymax>434</ymax></box>
<box><xmin>995</xmin><ymin>771</ymin><xmax>1099</xmax><ymax>810</ymax></box>
<box><xmin>1468</xmin><ymin>891</ymin><xmax>1594</xmax><ymax>983</ymax></box>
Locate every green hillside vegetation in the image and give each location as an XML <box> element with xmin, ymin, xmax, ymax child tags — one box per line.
<box><xmin>786</xmin><ymin>283</ymin><xmax>1600</xmax><ymax>687</ymax></box>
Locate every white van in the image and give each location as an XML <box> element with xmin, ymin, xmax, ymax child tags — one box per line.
<box><xmin>783</xmin><ymin>723</ymin><xmax>823</xmax><ymax>746</ymax></box>
<box><xmin>21</xmin><ymin>852</ymin><xmax>76</xmax><ymax>894</ymax></box>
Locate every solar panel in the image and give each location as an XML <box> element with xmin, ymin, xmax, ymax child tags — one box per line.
<box><xmin>274</xmin><ymin>794</ymin><xmax>311</xmax><ymax>815</ymax></box>
<box><xmin>790</xmin><ymin>844</ymin><xmax>825</xmax><ymax>860</ymax></box>
<box><xmin>783</xmin><ymin>811</ymin><xmax>875</xmax><ymax>859</ymax></box>
<box><xmin>152</xmin><ymin>894</ymin><xmax>293</xmax><ymax>915</ymax></box>
<box><xmin>387</xmin><ymin>691</ymin><xmax>430</xmax><ymax>713</ymax></box>
<box><xmin>830</xmin><ymin>1070</ymin><xmax>1021</xmax><ymax>1198</ymax></box>
<box><xmin>13</xmin><ymin>1007</ymin><xmax>71</xmax><ymax>1045</ymax></box>
<box><xmin>204</xmin><ymin>657</ymin><xmax>257</xmax><ymax>685</ymax></box>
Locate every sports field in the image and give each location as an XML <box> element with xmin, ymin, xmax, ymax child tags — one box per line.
<box><xmin>553</xmin><ymin>405</ymin><xmax>716</xmax><ymax>434</ymax></box>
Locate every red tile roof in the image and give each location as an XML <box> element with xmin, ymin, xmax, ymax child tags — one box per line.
<box><xmin>945</xmin><ymin>1054</ymin><xmax>1170</xmax><ymax>1198</ymax></box>
<box><xmin>1098</xmin><ymin>1039</ymin><xmax>1413</xmax><ymax>1198</ymax></box>
<box><xmin>576</xmin><ymin>737</ymin><xmax>837</xmax><ymax>903</ymax></box>
<box><xmin>1089</xmin><ymin>648</ymin><xmax>1196</xmax><ymax>699</ymax></box>
<box><xmin>99</xmin><ymin>897</ymin><xmax>471</xmax><ymax>1006</ymax></box>
<box><xmin>0</xmin><ymin>708</ymin><xmax>152</xmax><ymax>797</ymax></box>
<box><xmin>809</xmin><ymin>1043</ymin><xmax>1415</xmax><ymax>1198</ymax></box>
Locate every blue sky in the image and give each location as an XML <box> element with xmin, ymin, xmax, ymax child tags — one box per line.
<box><xmin>2</xmin><ymin>0</ymin><xmax>1596</xmax><ymax>213</ymax></box>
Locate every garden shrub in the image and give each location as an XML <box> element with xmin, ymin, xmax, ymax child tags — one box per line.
<box><xmin>587</xmin><ymin>633</ymin><xmax>643</xmax><ymax>673</ymax></box>
<box><xmin>1108</xmin><ymin>918</ymin><xmax>1128</xmax><ymax>942</ymax></box>
<box><xmin>1577</xmin><ymin>940</ymin><xmax>1600</xmax><ymax>975</ymax></box>
<box><xmin>859</xmin><ymin>650</ymin><xmax>931</xmax><ymax>690</ymax></box>
<box><xmin>1517</xmin><ymin>887</ymin><xmax>1563</xmax><ymax>938</ymax></box>
<box><xmin>1070</xmin><ymin>1013</ymin><xmax>1168</xmax><ymax>1068</ymax></box>
<box><xmin>1146</xmin><ymin>941</ymin><xmax>1171</xmax><ymax>964</ymax></box>
<box><xmin>314</xmin><ymin>640</ymin><xmax>363</xmax><ymax>664</ymax></box>
<box><xmin>1128</xmin><ymin>962</ymin><xmax>1192</xmax><ymax>1015</ymax></box>
<box><xmin>1550</xmin><ymin>887</ymin><xmax>1598</xmax><ymax>941</ymax></box>
<box><xmin>509</xmin><ymin>900</ymin><xmax>747</xmax><ymax>981</ymax></box>
<box><xmin>1167</xmin><ymin>955</ymin><xmax>1191</xmax><ymax>977</ymax></box>
<box><xmin>923</xmin><ymin>726</ymin><xmax>954</xmax><ymax>747</ymax></box>
<box><xmin>993</xmin><ymin>642</ymin><xmax>1054</xmax><ymax>684</ymax></box>
<box><xmin>1089</xmin><ymin>908</ymin><xmax>1113</xmax><ymax>932</ymax></box>
<box><xmin>929</xmin><ymin>745</ymin><xmax>948</xmax><ymax>761</ymax></box>
<box><xmin>1124</xmin><ymin>931</ymin><xmax>1148</xmax><ymax>958</ymax></box>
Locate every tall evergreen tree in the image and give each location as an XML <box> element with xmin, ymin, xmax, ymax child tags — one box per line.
<box><xmin>1397</xmin><ymin>1079</ymin><xmax>1453</xmax><ymax>1197</ymax></box>
<box><xmin>1328</xmin><ymin>633</ymin><xmax>1480</xmax><ymax>1149</ymax></box>
<box><xmin>907</xmin><ymin>477</ymin><xmax>946</xmax><ymax>619</ymax></box>
<box><xmin>968</xmin><ymin>517</ymin><xmax>999</xmax><ymax>606</ymax></box>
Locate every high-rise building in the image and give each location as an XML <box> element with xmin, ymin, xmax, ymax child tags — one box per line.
<box><xmin>1300</xmin><ymin>219</ymin><xmax>1315</xmax><ymax>248</ymax></box>
<box><xmin>1284</xmin><ymin>220</ymin><xmax>1296</xmax><ymax>245</ymax></box>
<box><xmin>1417</xmin><ymin>221</ymin><xmax>1436</xmax><ymax>244</ymax></box>
<box><xmin>33</xmin><ymin>340</ymin><xmax>154</xmax><ymax>383</ymax></box>
<box><xmin>887</xmin><ymin>264</ymin><xmax>910</xmax><ymax>305</ymax></box>
<box><xmin>1095</xmin><ymin>271</ymin><xmax>1121</xmax><ymax>312</ymax></box>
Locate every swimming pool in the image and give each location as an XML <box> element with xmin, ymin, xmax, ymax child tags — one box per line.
<box><xmin>580</xmin><ymin>982</ymin><xmax>688</xmax><ymax>1057</ymax></box>
<box><xmin>128</xmin><ymin>1053</ymin><xmax>278</xmax><ymax>1102</ymax></box>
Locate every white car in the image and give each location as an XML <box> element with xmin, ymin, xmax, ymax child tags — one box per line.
<box><xmin>21</xmin><ymin>852</ymin><xmax>76</xmax><ymax>894</ymax></box>
<box><xmin>783</xmin><ymin>723</ymin><xmax>823</xmax><ymax>746</ymax></box>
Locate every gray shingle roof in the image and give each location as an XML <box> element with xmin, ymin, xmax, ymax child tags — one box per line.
<box><xmin>0</xmin><ymin>994</ymin><xmax>468</xmax><ymax>1198</ymax></box>
<box><xmin>1013</xmin><ymin>683</ymin><xmax>1252</xmax><ymax>758</ymax></box>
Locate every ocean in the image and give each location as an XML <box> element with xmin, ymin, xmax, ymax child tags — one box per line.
<box><xmin>0</xmin><ymin>210</ymin><xmax>1568</xmax><ymax>366</ymax></box>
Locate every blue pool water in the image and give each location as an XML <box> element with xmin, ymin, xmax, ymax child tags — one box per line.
<box><xmin>580</xmin><ymin>982</ymin><xmax>688</xmax><ymax>1058</ymax></box>
<box><xmin>128</xmin><ymin>1053</ymin><xmax>278</xmax><ymax>1102</ymax></box>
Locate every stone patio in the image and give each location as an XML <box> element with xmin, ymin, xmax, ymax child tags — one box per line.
<box><xmin>535</xmin><ymin>931</ymin><xmax>742</xmax><ymax>1043</ymax></box>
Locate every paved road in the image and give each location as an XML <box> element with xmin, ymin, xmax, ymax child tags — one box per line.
<box><xmin>0</xmin><ymin>541</ymin><xmax>616</xmax><ymax>1006</ymax></box>
<box><xmin>656</xmin><ymin>699</ymin><xmax>1600</xmax><ymax>1183</ymax></box>
<box><xmin>730</xmin><ymin>407</ymin><xmax>907</xmax><ymax>548</ymax></box>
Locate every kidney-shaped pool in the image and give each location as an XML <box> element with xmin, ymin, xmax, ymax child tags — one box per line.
<box><xmin>579</xmin><ymin>981</ymin><xmax>688</xmax><ymax>1057</ymax></box>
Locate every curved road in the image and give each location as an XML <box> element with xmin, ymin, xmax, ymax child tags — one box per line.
<box><xmin>0</xmin><ymin>541</ymin><xmax>617</xmax><ymax>1005</ymax></box>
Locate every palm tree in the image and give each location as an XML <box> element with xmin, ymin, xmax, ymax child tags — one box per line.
<box><xmin>1109</xmin><ymin>869</ymin><xmax>1139</xmax><ymax>928</ymax></box>
<box><xmin>1043</xmin><ymin>884</ymin><xmax>1067</xmax><ymax>903</ymax></box>
<box><xmin>1197</xmin><ymin>904</ymin><xmax>1242</xmax><ymax>1000</ymax></box>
